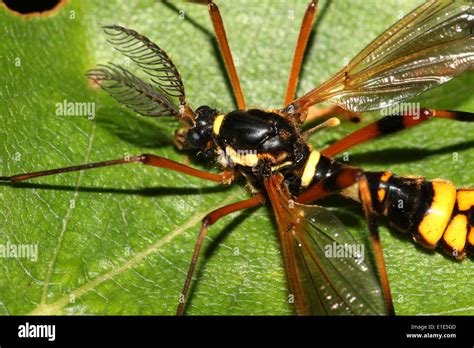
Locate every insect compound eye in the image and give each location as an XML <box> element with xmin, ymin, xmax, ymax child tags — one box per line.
<box><xmin>186</xmin><ymin>127</ymin><xmax>210</xmax><ymax>149</ymax></box>
<box><xmin>185</xmin><ymin>128</ymin><xmax>201</xmax><ymax>148</ymax></box>
<box><xmin>185</xmin><ymin>105</ymin><xmax>219</xmax><ymax>149</ymax></box>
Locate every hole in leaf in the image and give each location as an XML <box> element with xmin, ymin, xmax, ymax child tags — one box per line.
<box><xmin>2</xmin><ymin>0</ymin><xmax>64</xmax><ymax>16</ymax></box>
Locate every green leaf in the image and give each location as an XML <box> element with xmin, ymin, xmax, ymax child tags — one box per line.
<box><xmin>0</xmin><ymin>0</ymin><xmax>473</xmax><ymax>315</ymax></box>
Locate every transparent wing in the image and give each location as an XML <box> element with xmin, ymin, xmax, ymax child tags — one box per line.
<box><xmin>87</xmin><ymin>63</ymin><xmax>179</xmax><ymax>117</ymax></box>
<box><xmin>264</xmin><ymin>174</ymin><xmax>388</xmax><ymax>315</ymax></box>
<box><xmin>103</xmin><ymin>25</ymin><xmax>186</xmax><ymax>101</ymax></box>
<box><xmin>289</xmin><ymin>0</ymin><xmax>474</xmax><ymax>114</ymax></box>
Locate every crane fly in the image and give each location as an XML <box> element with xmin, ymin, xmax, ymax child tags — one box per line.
<box><xmin>1</xmin><ymin>0</ymin><xmax>473</xmax><ymax>315</ymax></box>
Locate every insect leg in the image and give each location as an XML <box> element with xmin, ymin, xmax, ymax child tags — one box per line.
<box><xmin>176</xmin><ymin>192</ymin><xmax>266</xmax><ymax>315</ymax></box>
<box><xmin>358</xmin><ymin>174</ymin><xmax>395</xmax><ymax>315</ymax></box>
<box><xmin>191</xmin><ymin>0</ymin><xmax>245</xmax><ymax>109</ymax></box>
<box><xmin>284</xmin><ymin>0</ymin><xmax>319</xmax><ymax>106</ymax></box>
<box><xmin>0</xmin><ymin>154</ymin><xmax>234</xmax><ymax>184</ymax></box>
<box><xmin>282</xmin><ymin>2</ymin><xmax>360</xmax><ymax>124</ymax></box>
<box><xmin>322</xmin><ymin>109</ymin><xmax>474</xmax><ymax>157</ymax></box>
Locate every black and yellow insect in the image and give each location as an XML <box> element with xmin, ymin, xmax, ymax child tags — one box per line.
<box><xmin>1</xmin><ymin>0</ymin><xmax>473</xmax><ymax>315</ymax></box>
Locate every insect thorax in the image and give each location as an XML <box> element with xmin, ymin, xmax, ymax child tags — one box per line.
<box><xmin>210</xmin><ymin>109</ymin><xmax>309</xmax><ymax>172</ymax></box>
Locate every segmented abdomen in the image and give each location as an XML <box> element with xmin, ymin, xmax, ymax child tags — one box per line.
<box><xmin>365</xmin><ymin>171</ymin><xmax>474</xmax><ymax>259</ymax></box>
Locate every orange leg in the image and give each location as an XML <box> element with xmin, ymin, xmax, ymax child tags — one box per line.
<box><xmin>192</xmin><ymin>0</ymin><xmax>246</xmax><ymax>109</ymax></box>
<box><xmin>0</xmin><ymin>154</ymin><xmax>234</xmax><ymax>184</ymax></box>
<box><xmin>176</xmin><ymin>192</ymin><xmax>266</xmax><ymax>315</ymax></box>
<box><xmin>358</xmin><ymin>174</ymin><xmax>394</xmax><ymax>315</ymax></box>
<box><xmin>284</xmin><ymin>0</ymin><xmax>319</xmax><ymax>106</ymax></box>
<box><xmin>283</xmin><ymin>0</ymin><xmax>361</xmax><ymax>125</ymax></box>
<box><xmin>322</xmin><ymin>109</ymin><xmax>474</xmax><ymax>158</ymax></box>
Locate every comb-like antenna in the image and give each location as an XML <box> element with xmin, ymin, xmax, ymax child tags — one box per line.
<box><xmin>87</xmin><ymin>63</ymin><xmax>179</xmax><ymax>117</ymax></box>
<box><xmin>88</xmin><ymin>25</ymin><xmax>197</xmax><ymax>125</ymax></box>
<box><xmin>103</xmin><ymin>25</ymin><xmax>186</xmax><ymax>103</ymax></box>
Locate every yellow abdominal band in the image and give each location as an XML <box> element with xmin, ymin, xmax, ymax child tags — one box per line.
<box><xmin>417</xmin><ymin>180</ymin><xmax>456</xmax><ymax>248</ymax></box>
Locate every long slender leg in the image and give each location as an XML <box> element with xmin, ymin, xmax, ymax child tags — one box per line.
<box><xmin>191</xmin><ymin>0</ymin><xmax>246</xmax><ymax>109</ymax></box>
<box><xmin>358</xmin><ymin>174</ymin><xmax>394</xmax><ymax>315</ymax></box>
<box><xmin>322</xmin><ymin>109</ymin><xmax>474</xmax><ymax>158</ymax></box>
<box><xmin>176</xmin><ymin>192</ymin><xmax>266</xmax><ymax>315</ymax></box>
<box><xmin>0</xmin><ymin>154</ymin><xmax>234</xmax><ymax>184</ymax></box>
<box><xmin>284</xmin><ymin>0</ymin><xmax>319</xmax><ymax>106</ymax></box>
<box><xmin>283</xmin><ymin>1</ymin><xmax>360</xmax><ymax>123</ymax></box>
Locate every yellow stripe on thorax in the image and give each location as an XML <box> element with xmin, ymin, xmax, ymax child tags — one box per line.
<box><xmin>417</xmin><ymin>180</ymin><xmax>456</xmax><ymax>248</ymax></box>
<box><xmin>301</xmin><ymin>150</ymin><xmax>321</xmax><ymax>188</ymax></box>
<box><xmin>213</xmin><ymin>114</ymin><xmax>225</xmax><ymax>135</ymax></box>
<box><xmin>225</xmin><ymin>146</ymin><xmax>259</xmax><ymax>167</ymax></box>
